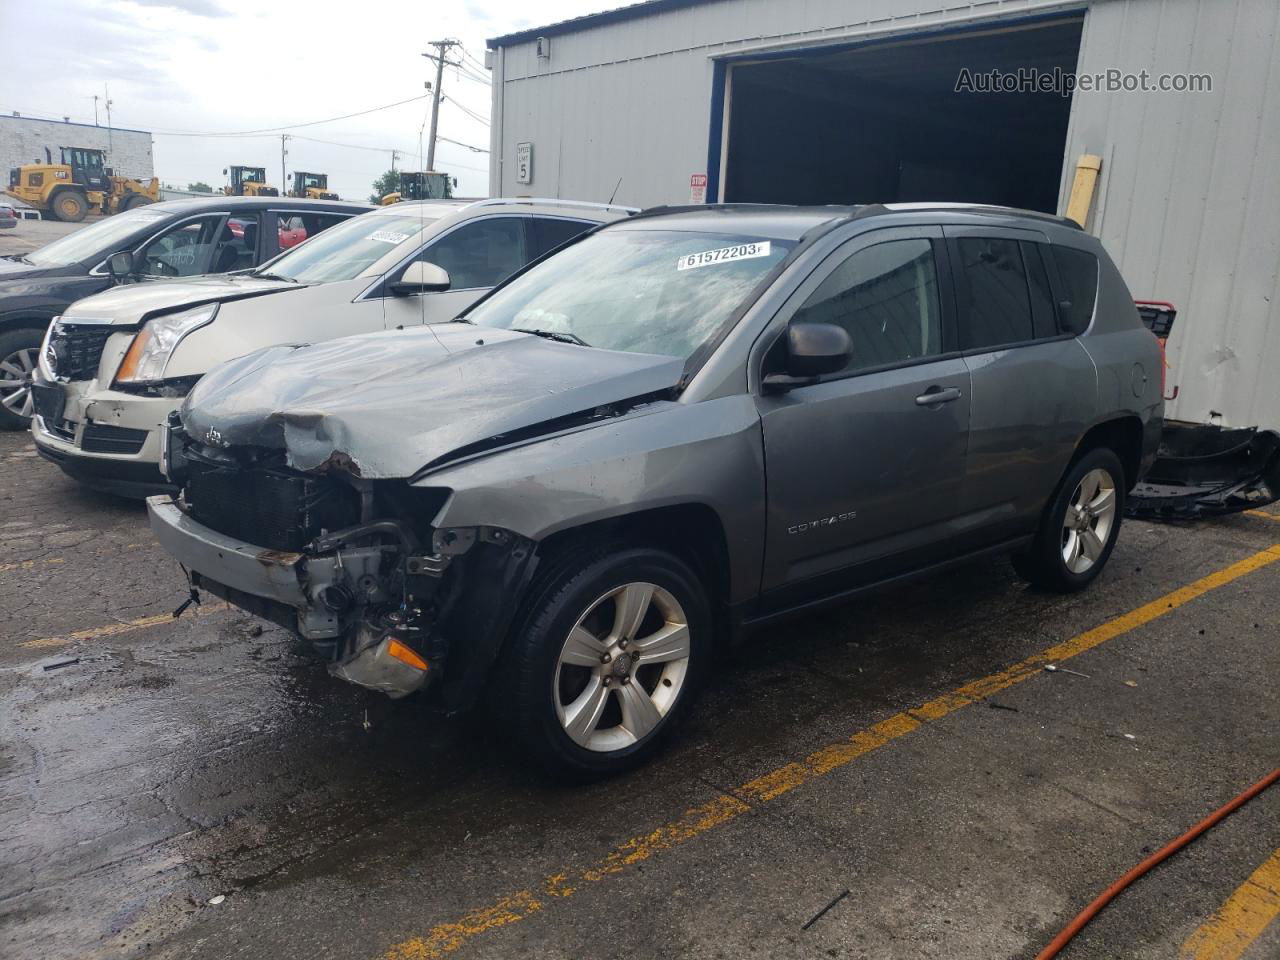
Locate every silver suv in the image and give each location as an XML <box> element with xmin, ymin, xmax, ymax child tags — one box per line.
<box><xmin>147</xmin><ymin>203</ymin><xmax>1163</xmax><ymax>778</ymax></box>
<box><xmin>30</xmin><ymin>198</ymin><xmax>632</xmax><ymax>496</ymax></box>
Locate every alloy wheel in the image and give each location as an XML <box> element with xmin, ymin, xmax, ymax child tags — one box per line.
<box><xmin>553</xmin><ymin>581</ymin><xmax>692</xmax><ymax>753</ymax></box>
<box><xmin>0</xmin><ymin>346</ymin><xmax>37</xmax><ymax>419</ymax></box>
<box><xmin>1061</xmin><ymin>467</ymin><xmax>1117</xmax><ymax>574</ymax></box>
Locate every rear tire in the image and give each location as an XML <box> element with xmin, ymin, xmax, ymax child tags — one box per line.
<box><xmin>51</xmin><ymin>190</ymin><xmax>87</xmax><ymax>223</ymax></box>
<box><xmin>0</xmin><ymin>327</ymin><xmax>44</xmax><ymax>429</ymax></box>
<box><xmin>496</xmin><ymin>545</ymin><xmax>711</xmax><ymax>780</ymax></box>
<box><xmin>1013</xmin><ymin>447</ymin><xmax>1125</xmax><ymax>592</ymax></box>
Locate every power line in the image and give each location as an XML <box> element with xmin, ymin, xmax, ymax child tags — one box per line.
<box><xmin>442</xmin><ymin>94</ymin><xmax>489</xmax><ymax>127</ymax></box>
<box><xmin>436</xmin><ymin>134</ymin><xmax>489</xmax><ymax>154</ymax></box>
<box><xmin>150</xmin><ymin>94</ymin><xmax>431</xmax><ymax>138</ymax></box>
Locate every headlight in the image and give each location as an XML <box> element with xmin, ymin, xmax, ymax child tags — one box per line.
<box><xmin>114</xmin><ymin>303</ymin><xmax>218</xmax><ymax>384</ymax></box>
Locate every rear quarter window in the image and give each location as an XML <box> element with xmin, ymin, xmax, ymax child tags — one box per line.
<box><xmin>1052</xmin><ymin>246</ymin><xmax>1100</xmax><ymax>335</ymax></box>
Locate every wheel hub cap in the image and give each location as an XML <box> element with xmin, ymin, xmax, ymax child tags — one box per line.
<box><xmin>1061</xmin><ymin>467</ymin><xmax>1117</xmax><ymax>575</ymax></box>
<box><xmin>0</xmin><ymin>347</ymin><xmax>37</xmax><ymax>419</ymax></box>
<box><xmin>553</xmin><ymin>581</ymin><xmax>692</xmax><ymax>753</ymax></box>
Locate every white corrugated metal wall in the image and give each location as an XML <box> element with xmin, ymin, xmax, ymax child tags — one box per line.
<box><xmin>491</xmin><ymin>0</ymin><xmax>1280</xmax><ymax>426</ymax></box>
<box><xmin>1062</xmin><ymin>0</ymin><xmax>1280</xmax><ymax>427</ymax></box>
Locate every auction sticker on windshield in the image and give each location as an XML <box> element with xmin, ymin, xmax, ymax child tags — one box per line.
<box><xmin>366</xmin><ymin>230</ymin><xmax>411</xmax><ymax>244</ymax></box>
<box><xmin>677</xmin><ymin>241</ymin><xmax>771</xmax><ymax>271</ymax></box>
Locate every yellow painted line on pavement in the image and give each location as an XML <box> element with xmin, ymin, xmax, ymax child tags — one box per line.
<box><xmin>0</xmin><ymin>557</ymin><xmax>66</xmax><ymax>574</ymax></box>
<box><xmin>1246</xmin><ymin>509</ymin><xmax>1280</xmax><ymax>522</ymax></box>
<box><xmin>1182</xmin><ymin>846</ymin><xmax>1280</xmax><ymax>960</ymax></box>
<box><xmin>22</xmin><ymin>601</ymin><xmax>230</xmax><ymax>649</ymax></box>
<box><xmin>381</xmin><ymin>544</ymin><xmax>1280</xmax><ymax>960</ymax></box>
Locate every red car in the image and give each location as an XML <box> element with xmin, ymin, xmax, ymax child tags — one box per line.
<box><xmin>227</xmin><ymin>216</ymin><xmax>309</xmax><ymax>249</ymax></box>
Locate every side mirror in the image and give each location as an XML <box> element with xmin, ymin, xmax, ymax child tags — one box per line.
<box><xmin>106</xmin><ymin>250</ymin><xmax>136</xmax><ymax>281</ymax></box>
<box><xmin>391</xmin><ymin>260</ymin><xmax>451</xmax><ymax>296</ymax></box>
<box><xmin>762</xmin><ymin>323</ymin><xmax>851</xmax><ymax>392</ymax></box>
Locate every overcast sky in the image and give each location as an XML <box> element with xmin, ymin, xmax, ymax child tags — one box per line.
<box><xmin>0</xmin><ymin>0</ymin><xmax>612</xmax><ymax>201</ymax></box>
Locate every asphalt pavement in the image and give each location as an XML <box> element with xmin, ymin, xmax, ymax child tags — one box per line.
<box><xmin>1</xmin><ymin>427</ymin><xmax>1277</xmax><ymax>960</ymax></box>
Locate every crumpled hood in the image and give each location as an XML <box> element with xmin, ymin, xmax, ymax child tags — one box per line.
<box><xmin>61</xmin><ymin>274</ymin><xmax>297</xmax><ymax>325</ymax></box>
<box><xmin>180</xmin><ymin>323</ymin><xmax>685</xmax><ymax>479</ymax></box>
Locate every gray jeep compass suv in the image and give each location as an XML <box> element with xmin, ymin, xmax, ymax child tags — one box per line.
<box><xmin>146</xmin><ymin>203</ymin><xmax>1163</xmax><ymax>779</ymax></box>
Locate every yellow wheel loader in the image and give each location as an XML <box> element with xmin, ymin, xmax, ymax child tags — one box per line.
<box><xmin>288</xmin><ymin>171</ymin><xmax>339</xmax><ymax>200</ymax></box>
<box><xmin>4</xmin><ymin>147</ymin><xmax>160</xmax><ymax>221</ymax></box>
<box><xmin>379</xmin><ymin>170</ymin><xmax>455</xmax><ymax>205</ymax></box>
<box><xmin>223</xmin><ymin>166</ymin><xmax>280</xmax><ymax>197</ymax></box>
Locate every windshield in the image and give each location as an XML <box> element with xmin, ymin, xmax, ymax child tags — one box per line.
<box><xmin>256</xmin><ymin>212</ymin><xmax>438</xmax><ymax>284</ymax></box>
<box><xmin>23</xmin><ymin>209</ymin><xmax>170</xmax><ymax>267</ymax></box>
<box><xmin>466</xmin><ymin>229</ymin><xmax>794</xmax><ymax>360</ymax></box>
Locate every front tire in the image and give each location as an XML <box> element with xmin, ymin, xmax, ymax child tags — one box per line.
<box><xmin>498</xmin><ymin>546</ymin><xmax>711</xmax><ymax>780</ymax></box>
<box><xmin>1013</xmin><ymin>447</ymin><xmax>1125</xmax><ymax>592</ymax></box>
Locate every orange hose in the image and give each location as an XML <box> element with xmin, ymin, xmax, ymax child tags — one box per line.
<box><xmin>1035</xmin><ymin>765</ymin><xmax>1280</xmax><ymax>960</ymax></box>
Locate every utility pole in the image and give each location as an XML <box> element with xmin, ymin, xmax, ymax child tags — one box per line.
<box><xmin>91</xmin><ymin>95</ymin><xmax>99</xmax><ymax>126</ymax></box>
<box><xmin>391</xmin><ymin>149</ymin><xmax>399</xmax><ymax>174</ymax></box>
<box><xmin>103</xmin><ymin>84</ymin><xmax>114</xmax><ymax>159</ymax></box>
<box><xmin>422</xmin><ymin>39</ymin><xmax>459</xmax><ymax>171</ymax></box>
<box><xmin>280</xmin><ymin>134</ymin><xmax>289</xmax><ymax>192</ymax></box>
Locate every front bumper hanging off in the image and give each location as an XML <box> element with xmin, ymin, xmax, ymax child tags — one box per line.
<box><xmin>146</xmin><ymin>494</ymin><xmax>539</xmax><ymax>705</ymax></box>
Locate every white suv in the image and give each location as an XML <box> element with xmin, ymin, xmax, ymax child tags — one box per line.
<box><xmin>30</xmin><ymin>198</ymin><xmax>634</xmax><ymax>496</ymax></box>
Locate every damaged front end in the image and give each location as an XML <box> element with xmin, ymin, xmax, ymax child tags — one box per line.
<box><xmin>147</xmin><ymin>425</ymin><xmax>537</xmax><ymax>705</ymax></box>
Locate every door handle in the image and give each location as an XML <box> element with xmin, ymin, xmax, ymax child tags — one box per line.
<box><xmin>915</xmin><ymin>386</ymin><xmax>963</xmax><ymax>406</ymax></box>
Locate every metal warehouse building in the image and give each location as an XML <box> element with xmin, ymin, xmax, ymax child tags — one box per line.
<box><xmin>1</xmin><ymin>114</ymin><xmax>154</xmax><ymax>185</ymax></box>
<box><xmin>486</xmin><ymin>0</ymin><xmax>1280</xmax><ymax>428</ymax></box>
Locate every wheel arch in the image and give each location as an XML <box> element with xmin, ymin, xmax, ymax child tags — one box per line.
<box><xmin>1073</xmin><ymin>415</ymin><xmax>1145</xmax><ymax>490</ymax></box>
<box><xmin>533</xmin><ymin>501</ymin><xmax>733</xmax><ymax>614</ymax></box>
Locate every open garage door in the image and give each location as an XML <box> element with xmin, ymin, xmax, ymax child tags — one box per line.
<box><xmin>719</xmin><ymin>18</ymin><xmax>1084</xmax><ymax>213</ymax></box>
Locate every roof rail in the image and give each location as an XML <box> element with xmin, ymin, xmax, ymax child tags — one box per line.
<box><xmin>880</xmin><ymin>201</ymin><xmax>1083</xmax><ymax>230</ymax></box>
<box><xmin>465</xmin><ymin>197</ymin><xmax>641</xmax><ymax>215</ymax></box>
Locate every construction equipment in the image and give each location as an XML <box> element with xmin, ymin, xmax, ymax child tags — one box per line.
<box><xmin>379</xmin><ymin>170</ymin><xmax>455</xmax><ymax>205</ymax></box>
<box><xmin>288</xmin><ymin>171</ymin><xmax>339</xmax><ymax>200</ymax></box>
<box><xmin>4</xmin><ymin>146</ymin><xmax>160</xmax><ymax>222</ymax></box>
<box><xmin>223</xmin><ymin>166</ymin><xmax>279</xmax><ymax>197</ymax></box>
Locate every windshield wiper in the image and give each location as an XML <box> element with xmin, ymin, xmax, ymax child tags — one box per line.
<box><xmin>510</xmin><ymin>327</ymin><xmax>589</xmax><ymax>346</ymax></box>
<box><xmin>3</xmin><ymin>254</ymin><xmax>34</xmax><ymax>264</ymax></box>
<box><xmin>252</xmin><ymin>271</ymin><xmax>299</xmax><ymax>283</ymax></box>
<box><xmin>450</xmin><ymin>316</ymin><xmax>474</xmax><ymax>324</ymax></box>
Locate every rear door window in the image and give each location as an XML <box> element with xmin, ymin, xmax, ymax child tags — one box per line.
<box><xmin>952</xmin><ymin>237</ymin><xmax>1034</xmax><ymax>350</ymax></box>
<box><xmin>1022</xmin><ymin>242</ymin><xmax>1059</xmax><ymax>340</ymax></box>
<box><xmin>529</xmin><ymin>217</ymin><xmax>595</xmax><ymax>259</ymax></box>
<box><xmin>1051</xmin><ymin>246</ymin><xmax>1100</xmax><ymax>335</ymax></box>
<box><xmin>420</xmin><ymin>216</ymin><xmax>526</xmax><ymax>290</ymax></box>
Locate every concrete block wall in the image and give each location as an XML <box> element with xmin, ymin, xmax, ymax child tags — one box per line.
<box><xmin>1</xmin><ymin>115</ymin><xmax>154</xmax><ymax>181</ymax></box>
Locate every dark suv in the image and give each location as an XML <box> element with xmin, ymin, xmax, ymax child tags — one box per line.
<box><xmin>0</xmin><ymin>195</ymin><xmax>368</xmax><ymax>428</ymax></box>
<box><xmin>147</xmin><ymin>203</ymin><xmax>1163</xmax><ymax>778</ymax></box>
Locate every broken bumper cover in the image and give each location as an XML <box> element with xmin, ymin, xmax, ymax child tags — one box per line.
<box><xmin>1127</xmin><ymin>424</ymin><xmax>1280</xmax><ymax>520</ymax></box>
<box><xmin>147</xmin><ymin>494</ymin><xmax>432</xmax><ymax>699</ymax></box>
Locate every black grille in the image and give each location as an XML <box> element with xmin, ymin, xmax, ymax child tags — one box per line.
<box><xmin>186</xmin><ymin>463</ymin><xmax>359</xmax><ymax>552</ymax></box>
<box><xmin>81</xmin><ymin>423</ymin><xmax>148</xmax><ymax>455</ymax></box>
<box><xmin>47</xmin><ymin>323</ymin><xmax>114</xmax><ymax>381</ymax></box>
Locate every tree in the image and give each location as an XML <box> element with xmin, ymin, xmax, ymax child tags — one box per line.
<box><xmin>187</xmin><ymin>181</ymin><xmax>214</xmax><ymax>193</ymax></box>
<box><xmin>370</xmin><ymin>169</ymin><xmax>399</xmax><ymax>204</ymax></box>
